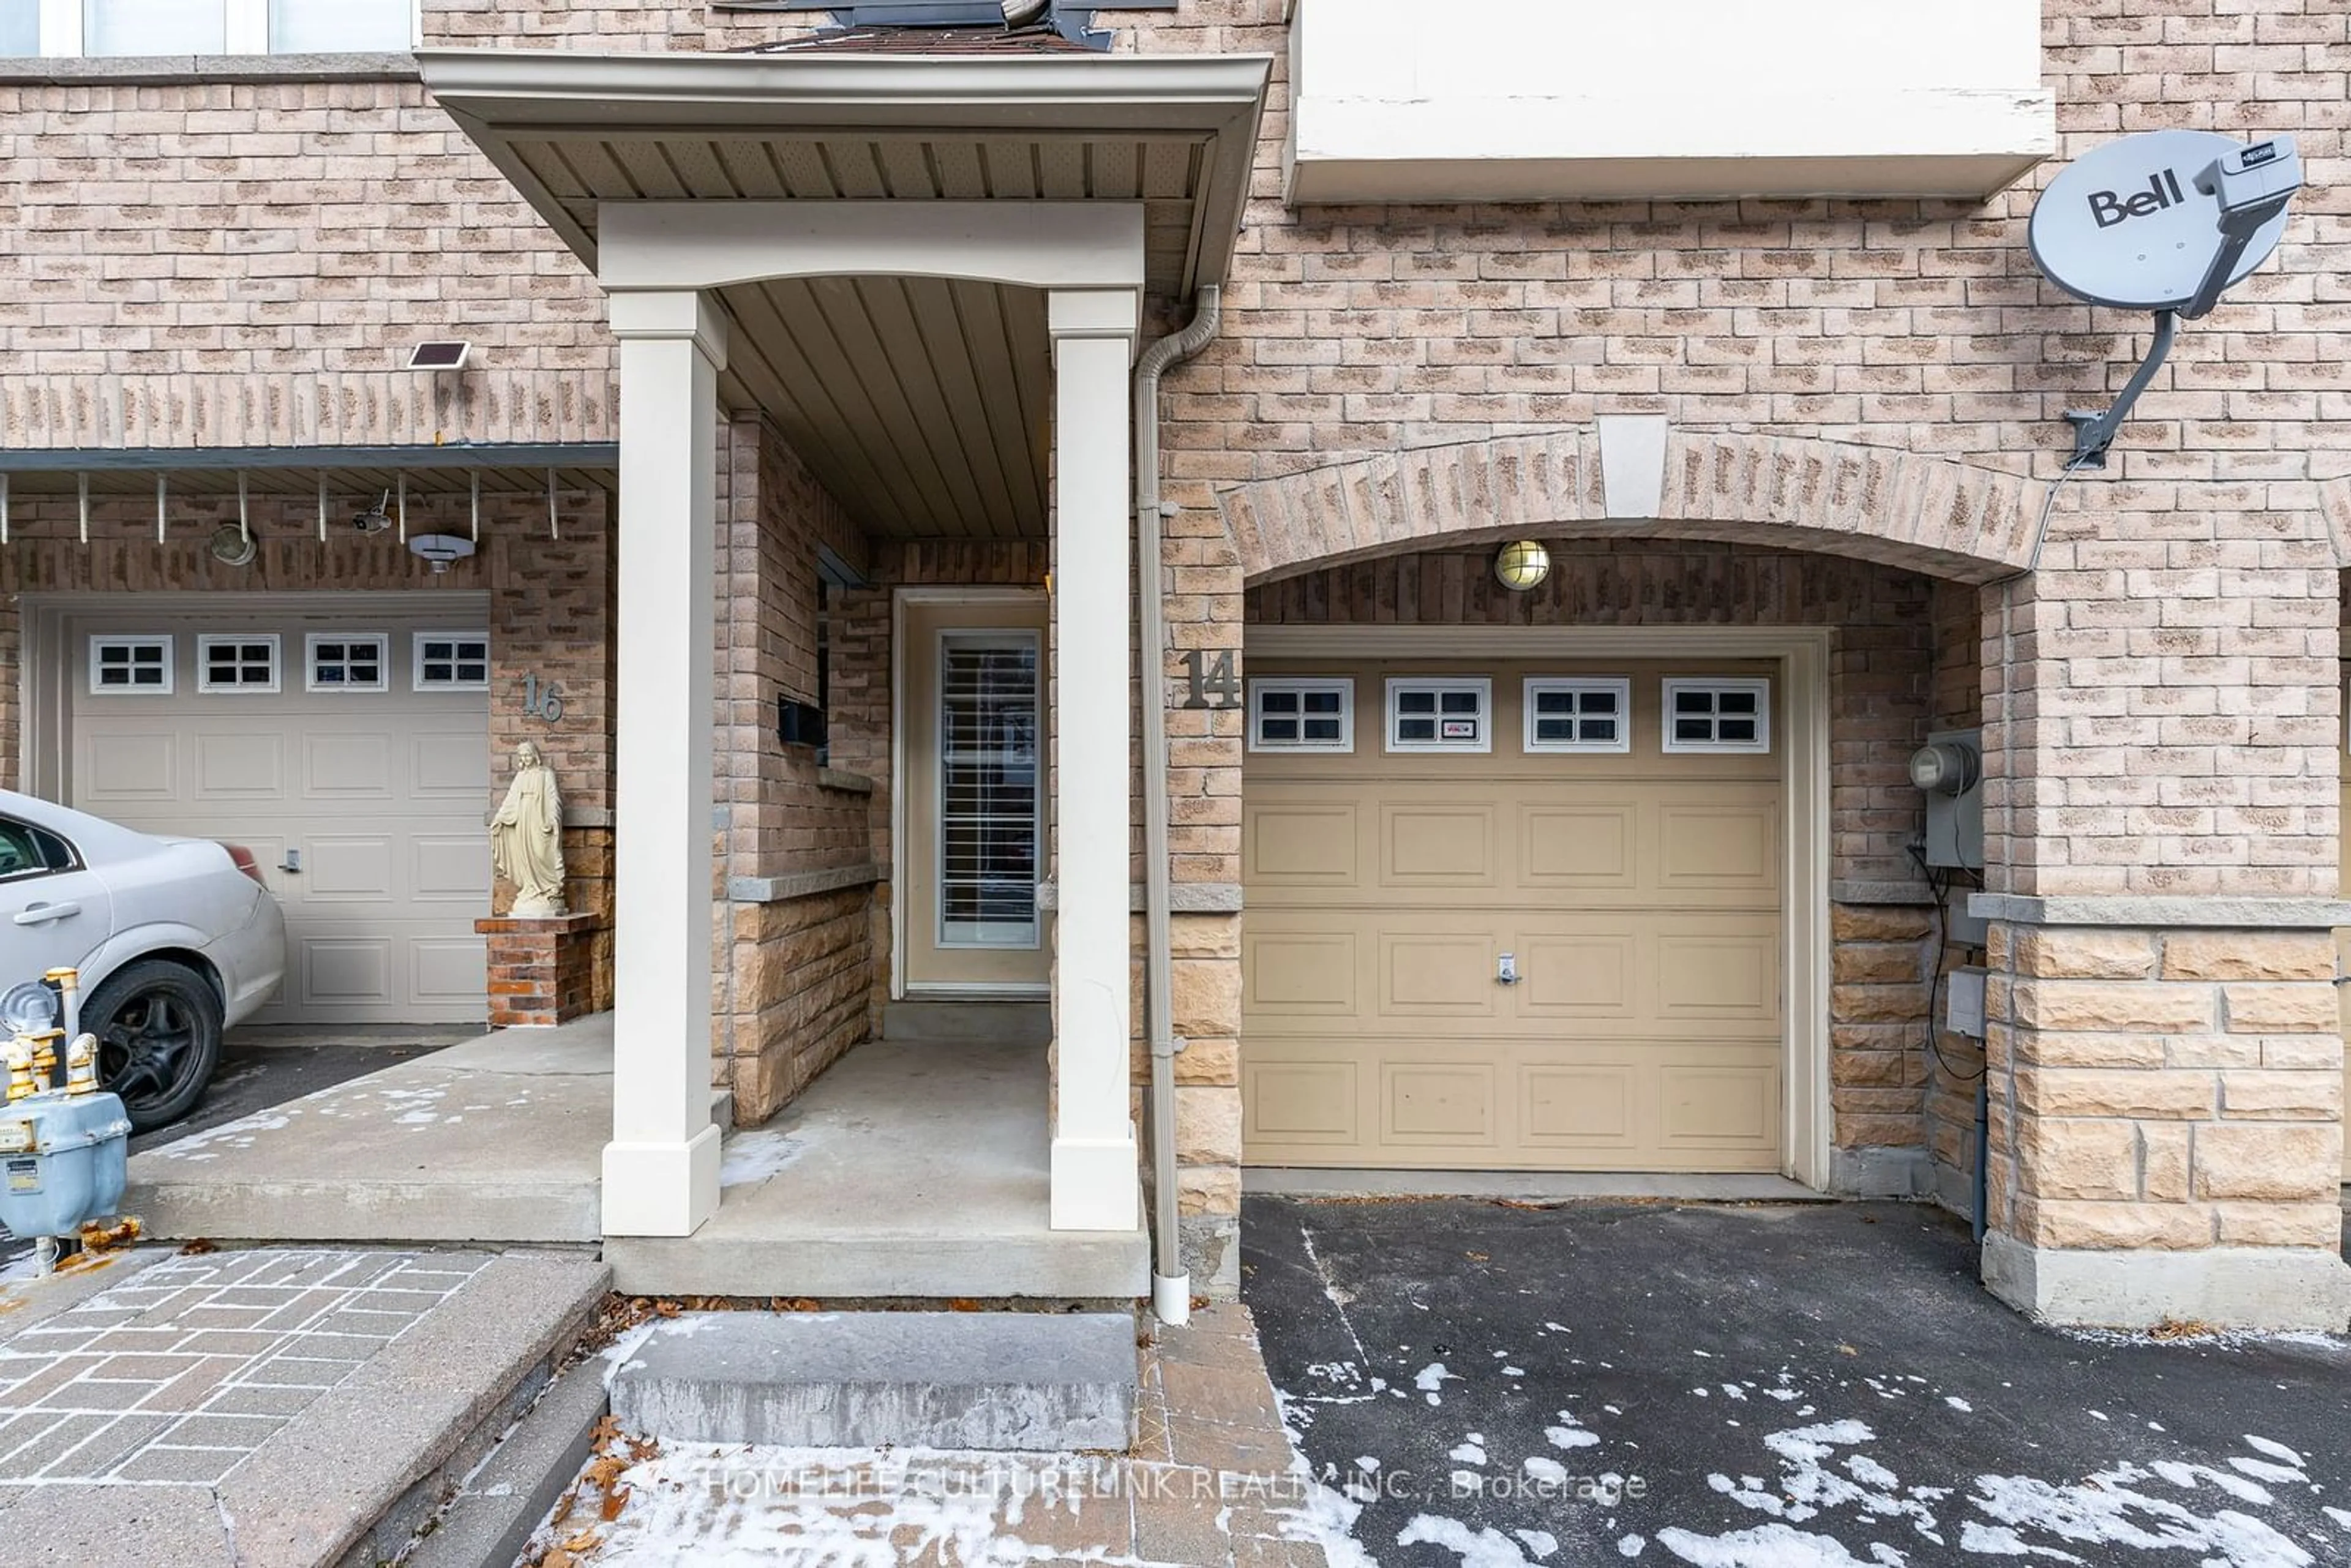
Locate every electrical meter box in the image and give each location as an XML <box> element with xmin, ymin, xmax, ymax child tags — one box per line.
<box><xmin>0</xmin><ymin>1091</ymin><xmax>130</xmax><ymax>1239</ymax></box>
<box><xmin>1945</xmin><ymin>966</ymin><xmax>1990</xmax><ymax>1041</ymax></box>
<box><xmin>1914</xmin><ymin>728</ymin><xmax>1985</xmax><ymax>871</ymax></box>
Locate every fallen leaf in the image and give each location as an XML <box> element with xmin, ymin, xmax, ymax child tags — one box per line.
<box><xmin>948</xmin><ymin>1297</ymin><xmax>983</xmax><ymax>1313</ymax></box>
<box><xmin>599</xmin><ymin>1484</ymin><xmax>630</xmax><ymax>1523</ymax></box>
<box><xmin>1464</xmin><ymin>1251</ymin><xmax>1489</xmax><ymax>1263</ymax></box>
<box><xmin>78</xmin><ymin>1217</ymin><xmax>141</xmax><ymax>1253</ymax></box>
<box><xmin>560</xmin><ymin>1527</ymin><xmax>602</xmax><ymax>1554</ymax></box>
<box><xmin>541</xmin><ymin>1551</ymin><xmax>573</xmax><ymax>1568</ymax></box>
<box><xmin>653</xmin><ymin>1299</ymin><xmax>682</xmax><ymax>1318</ymax></box>
<box><xmin>178</xmin><ymin>1237</ymin><xmax>219</xmax><ymax>1256</ymax></box>
<box><xmin>1837</xmin><ymin>1344</ymin><xmax>1859</xmax><ymax>1357</ymax></box>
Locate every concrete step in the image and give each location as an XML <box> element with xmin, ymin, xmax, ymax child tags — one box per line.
<box><xmin>313</xmin><ymin>1253</ymin><xmax>612</xmax><ymax>1568</ymax></box>
<box><xmin>882</xmin><ymin>1000</ymin><xmax>1051</xmax><ymax>1045</ymax></box>
<box><xmin>403</xmin><ymin>1357</ymin><xmax>612</xmax><ymax>1568</ymax></box>
<box><xmin>610</xmin><ymin>1310</ymin><xmax>1139</xmax><ymax>1452</ymax></box>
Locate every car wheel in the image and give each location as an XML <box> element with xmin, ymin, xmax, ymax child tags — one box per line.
<box><xmin>84</xmin><ymin>960</ymin><xmax>223</xmax><ymax>1133</ymax></box>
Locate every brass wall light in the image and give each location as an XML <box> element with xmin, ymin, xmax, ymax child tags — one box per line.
<box><xmin>1494</xmin><ymin>539</ymin><xmax>1551</xmax><ymax>591</ymax></box>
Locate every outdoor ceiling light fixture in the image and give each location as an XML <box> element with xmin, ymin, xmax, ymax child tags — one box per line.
<box><xmin>1494</xmin><ymin>539</ymin><xmax>1551</xmax><ymax>591</ymax></box>
<box><xmin>407</xmin><ymin>341</ymin><xmax>471</xmax><ymax>372</ymax></box>
<box><xmin>408</xmin><ymin>533</ymin><xmax>477</xmax><ymax>574</ymax></box>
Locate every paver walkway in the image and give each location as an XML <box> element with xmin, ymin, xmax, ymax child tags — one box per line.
<box><xmin>0</xmin><ymin>1244</ymin><xmax>608</xmax><ymax>1568</ymax></box>
<box><xmin>0</xmin><ymin>1248</ymin><xmax>489</xmax><ymax>1488</ymax></box>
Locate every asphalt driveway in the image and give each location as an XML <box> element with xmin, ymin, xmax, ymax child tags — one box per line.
<box><xmin>1243</xmin><ymin>1195</ymin><xmax>2351</xmax><ymax>1567</ymax></box>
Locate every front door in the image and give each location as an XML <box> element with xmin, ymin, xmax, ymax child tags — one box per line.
<box><xmin>901</xmin><ymin>595</ymin><xmax>1049</xmax><ymax>994</ymax></box>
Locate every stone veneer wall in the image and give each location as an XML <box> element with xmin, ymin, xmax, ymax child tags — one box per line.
<box><xmin>1247</xmin><ymin>542</ymin><xmax>1948</xmax><ymax>1189</ymax></box>
<box><xmin>713</xmin><ymin>419</ymin><xmax>879</xmax><ymax>1123</ymax></box>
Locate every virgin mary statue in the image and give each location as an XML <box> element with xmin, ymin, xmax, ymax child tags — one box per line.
<box><xmin>490</xmin><ymin>740</ymin><xmax>567</xmax><ymax>917</ymax></box>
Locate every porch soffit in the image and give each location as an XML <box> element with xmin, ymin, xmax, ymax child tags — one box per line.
<box><xmin>419</xmin><ymin>48</ymin><xmax>1270</xmax><ymax>541</ymax></box>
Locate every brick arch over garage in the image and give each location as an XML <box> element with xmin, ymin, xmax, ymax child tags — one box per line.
<box><xmin>1221</xmin><ymin>430</ymin><xmax>2045</xmax><ymax>587</ymax></box>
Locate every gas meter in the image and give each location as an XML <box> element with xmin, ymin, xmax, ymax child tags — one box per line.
<box><xmin>0</xmin><ymin>970</ymin><xmax>130</xmax><ymax>1273</ymax></box>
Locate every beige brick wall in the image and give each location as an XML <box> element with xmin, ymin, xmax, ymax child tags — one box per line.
<box><xmin>713</xmin><ymin>418</ymin><xmax>879</xmax><ymax>1121</ymax></box>
<box><xmin>0</xmin><ymin>74</ymin><xmax>609</xmax><ymax>450</ymax></box>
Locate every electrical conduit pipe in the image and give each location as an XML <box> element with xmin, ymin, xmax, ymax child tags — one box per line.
<box><xmin>1134</xmin><ymin>285</ymin><xmax>1222</xmax><ymax>1327</ymax></box>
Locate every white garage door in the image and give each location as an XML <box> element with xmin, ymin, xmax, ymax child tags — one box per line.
<box><xmin>59</xmin><ymin>602</ymin><xmax>493</xmax><ymax>1026</ymax></box>
<box><xmin>1242</xmin><ymin>658</ymin><xmax>1785</xmax><ymax>1172</ymax></box>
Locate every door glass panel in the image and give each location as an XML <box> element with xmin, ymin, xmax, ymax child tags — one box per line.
<box><xmin>937</xmin><ymin>632</ymin><xmax>1040</xmax><ymax>949</ymax></box>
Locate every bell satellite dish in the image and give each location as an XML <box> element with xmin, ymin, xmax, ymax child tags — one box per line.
<box><xmin>2028</xmin><ymin>129</ymin><xmax>2301</xmax><ymax>465</ymax></box>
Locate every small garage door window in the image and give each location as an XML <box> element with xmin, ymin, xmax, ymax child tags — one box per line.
<box><xmin>1250</xmin><ymin>679</ymin><xmax>1354</xmax><ymax>752</ymax></box>
<box><xmin>1663</xmin><ymin>678</ymin><xmax>1771</xmax><ymax>754</ymax></box>
<box><xmin>197</xmin><ymin>634</ymin><xmax>281</xmax><ymax>694</ymax></box>
<box><xmin>1386</xmin><ymin>677</ymin><xmax>1491</xmax><ymax>754</ymax></box>
<box><xmin>88</xmin><ymin>635</ymin><xmax>173</xmax><ymax>696</ymax></box>
<box><xmin>1524</xmin><ymin>677</ymin><xmax>1632</xmax><ymax>754</ymax></box>
<box><xmin>307</xmin><ymin>633</ymin><xmax>388</xmax><ymax>692</ymax></box>
<box><xmin>414</xmin><ymin>632</ymin><xmax>490</xmax><ymax>691</ymax></box>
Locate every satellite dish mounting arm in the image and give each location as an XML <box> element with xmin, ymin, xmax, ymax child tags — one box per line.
<box><xmin>2064</xmin><ymin>310</ymin><xmax>2177</xmax><ymax>470</ymax></box>
<box><xmin>2042</xmin><ymin>134</ymin><xmax>2301</xmax><ymax>471</ymax></box>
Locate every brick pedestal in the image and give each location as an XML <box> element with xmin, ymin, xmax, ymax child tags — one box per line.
<box><xmin>476</xmin><ymin>912</ymin><xmax>601</xmax><ymax>1027</ymax></box>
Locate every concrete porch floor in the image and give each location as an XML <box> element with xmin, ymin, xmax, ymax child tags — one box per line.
<box><xmin>604</xmin><ymin>1036</ymin><xmax>1149</xmax><ymax>1300</ymax></box>
<box><xmin>122</xmin><ymin>1017</ymin><xmax>1148</xmax><ymax>1303</ymax></box>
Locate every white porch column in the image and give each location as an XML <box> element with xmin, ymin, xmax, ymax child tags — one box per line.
<box><xmin>602</xmin><ymin>289</ymin><xmax>727</xmax><ymax>1237</ymax></box>
<box><xmin>1048</xmin><ymin>287</ymin><xmax>1142</xmax><ymax>1232</ymax></box>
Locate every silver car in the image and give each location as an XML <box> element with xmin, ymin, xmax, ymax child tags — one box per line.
<box><xmin>0</xmin><ymin>790</ymin><xmax>285</xmax><ymax>1131</ymax></box>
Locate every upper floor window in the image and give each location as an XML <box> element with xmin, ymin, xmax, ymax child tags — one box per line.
<box><xmin>4</xmin><ymin>0</ymin><xmax>416</xmax><ymax>57</ymax></box>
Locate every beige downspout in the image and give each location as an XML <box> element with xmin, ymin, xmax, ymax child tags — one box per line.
<box><xmin>1136</xmin><ymin>285</ymin><xmax>1222</xmax><ymax>1327</ymax></box>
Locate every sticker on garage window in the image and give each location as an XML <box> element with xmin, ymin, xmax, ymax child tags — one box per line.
<box><xmin>88</xmin><ymin>635</ymin><xmax>173</xmax><ymax>695</ymax></box>
<box><xmin>1662</xmin><ymin>678</ymin><xmax>1772</xmax><ymax>754</ymax></box>
<box><xmin>195</xmin><ymin>634</ymin><xmax>281</xmax><ymax>694</ymax></box>
<box><xmin>1386</xmin><ymin>677</ymin><xmax>1492</xmax><ymax>754</ymax></box>
<box><xmin>414</xmin><ymin>632</ymin><xmax>490</xmax><ymax>691</ymax></box>
<box><xmin>307</xmin><ymin>632</ymin><xmax>389</xmax><ymax>692</ymax></box>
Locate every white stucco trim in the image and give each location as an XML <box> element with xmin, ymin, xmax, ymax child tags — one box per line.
<box><xmin>600</xmin><ymin>202</ymin><xmax>1148</xmax><ymax>294</ymax></box>
<box><xmin>1244</xmin><ymin>623</ymin><xmax>1837</xmax><ymax>1192</ymax></box>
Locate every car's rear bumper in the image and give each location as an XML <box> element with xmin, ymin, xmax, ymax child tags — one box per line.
<box><xmin>211</xmin><ymin>886</ymin><xmax>287</xmax><ymax>1027</ymax></box>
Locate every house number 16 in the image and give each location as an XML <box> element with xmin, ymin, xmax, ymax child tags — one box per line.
<box><xmin>520</xmin><ymin>673</ymin><xmax>566</xmax><ymax>724</ymax></box>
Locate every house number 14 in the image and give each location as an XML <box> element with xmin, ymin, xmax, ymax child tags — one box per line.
<box><xmin>520</xmin><ymin>673</ymin><xmax>566</xmax><ymax>724</ymax></box>
<box><xmin>1179</xmin><ymin>650</ymin><xmax>1241</xmax><ymax>710</ymax></box>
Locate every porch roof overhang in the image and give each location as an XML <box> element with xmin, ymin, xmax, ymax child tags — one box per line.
<box><xmin>419</xmin><ymin>48</ymin><xmax>1273</xmax><ymax>541</ymax></box>
<box><xmin>418</xmin><ymin>48</ymin><xmax>1273</xmax><ymax>299</ymax></box>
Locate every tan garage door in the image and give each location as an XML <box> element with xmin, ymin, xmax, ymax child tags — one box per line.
<box><xmin>1242</xmin><ymin>658</ymin><xmax>1785</xmax><ymax>1172</ymax></box>
<box><xmin>59</xmin><ymin>602</ymin><xmax>492</xmax><ymax>1026</ymax></box>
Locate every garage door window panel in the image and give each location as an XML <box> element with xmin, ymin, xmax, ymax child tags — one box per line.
<box><xmin>306</xmin><ymin>634</ymin><xmax>389</xmax><ymax>693</ymax></box>
<box><xmin>1525</xmin><ymin>677</ymin><xmax>1632</xmax><ymax>754</ymax></box>
<box><xmin>1386</xmin><ymin>677</ymin><xmax>1491</xmax><ymax>754</ymax></box>
<box><xmin>1662</xmin><ymin>678</ymin><xmax>1772</xmax><ymax>754</ymax></box>
<box><xmin>89</xmin><ymin>636</ymin><xmax>173</xmax><ymax>696</ymax></box>
<box><xmin>197</xmin><ymin>635</ymin><xmax>281</xmax><ymax>695</ymax></box>
<box><xmin>1250</xmin><ymin>678</ymin><xmax>1353</xmax><ymax>753</ymax></box>
<box><xmin>413</xmin><ymin>633</ymin><xmax>490</xmax><ymax>692</ymax></box>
